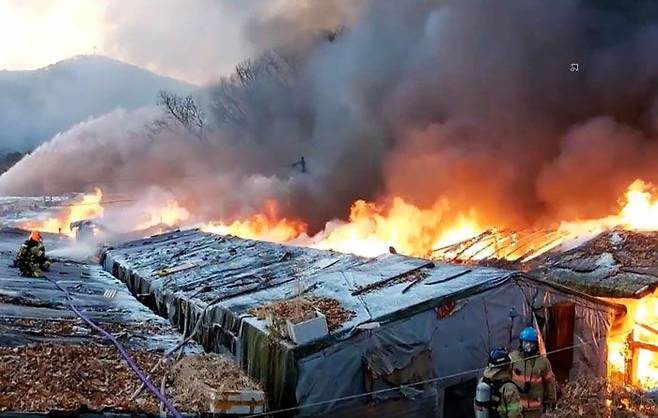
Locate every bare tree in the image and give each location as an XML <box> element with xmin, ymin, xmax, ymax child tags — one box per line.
<box><xmin>155</xmin><ymin>91</ymin><xmax>206</xmax><ymax>141</ymax></box>
<box><xmin>208</xmin><ymin>50</ymin><xmax>298</xmax><ymax>130</ymax></box>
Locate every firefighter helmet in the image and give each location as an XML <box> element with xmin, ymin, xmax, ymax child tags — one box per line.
<box><xmin>519</xmin><ymin>326</ymin><xmax>538</xmax><ymax>342</ymax></box>
<box><xmin>488</xmin><ymin>347</ymin><xmax>511</xmax><ymax>367</ymax></box>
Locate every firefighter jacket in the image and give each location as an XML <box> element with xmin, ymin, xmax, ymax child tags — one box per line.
<box><xmin>509</xmin><ymin>350</ymin><xmax>557</xmax><ymax>413</ymax></box>
<box><xmin>15</xmin><ymin>239</ymin><xmax>48</xmax><ymax>277</ymax></box>
<box><xmin>478</xmin><ymin>367</ymin><xmax>523</xmax><ymax>418</ymax></box>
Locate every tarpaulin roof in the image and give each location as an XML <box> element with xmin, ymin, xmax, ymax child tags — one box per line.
<box><xmin>102</xmin><ymin>229</ymin><xmax>622</xmax><ymax>349</ymax></box>
<box><xmin>0</xmin><ymin>227</ymin><xmax>193</xmax><ymax>351</ymax></box>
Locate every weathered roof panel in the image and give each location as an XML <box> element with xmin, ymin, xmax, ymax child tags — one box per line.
<box><xmin>0</xmin><ymin>228</ymin><xmax>192</xmax><ymax>351</ymax></box>
<box><xmin>102</xmin><ymin>229</ymin><xmax>528</xmax><ymax>343</ymax></box>
<box><xmin>532</xmin><ymin>230</ymin><xmax>658</xmax><ymax>298</ymax></box>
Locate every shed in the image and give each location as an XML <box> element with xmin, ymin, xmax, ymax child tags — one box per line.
<box><xmin>102</xmin><ymin>229</ymin><xmax>625</xmax><ymax>417</ymax></box>
<box><xmin>531</xmin><ymin>229</ymin><xmax>658</xmax><ymax>388</ymax></box>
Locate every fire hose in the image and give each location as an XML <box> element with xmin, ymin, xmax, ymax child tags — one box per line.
<box><xmin>43</xmin><ymin>274</ymin><xmax>182</xmax><ymax>418</ymax></box>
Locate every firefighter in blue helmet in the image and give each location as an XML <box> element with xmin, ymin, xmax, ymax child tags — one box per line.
<box><xmin>474</xmin><ymin>347</ymin><xmax>523</xmax><ymax>418</ymax></box>
<box><xmin>510</xmin><ymin>326</ymin><xmax>557</xmax><ymax>418</ymax></box>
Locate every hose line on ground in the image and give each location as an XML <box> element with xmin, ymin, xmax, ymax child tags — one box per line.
<box><xmin>43</xmin><ymin>274</ymin><xmax>182</xmax><ymax>418</ymax></box>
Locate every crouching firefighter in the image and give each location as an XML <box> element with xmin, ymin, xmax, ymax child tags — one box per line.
<box><xmin>510</xmin><ymin>326</ymin><xmax>557</xmax><ymax>418</ymax></box>
<box><xmin>14</xmin><ymin>231</ymin><xmax>50</xmax><ymax>277</ymax></box>
<box><xmin>474</xmin><ymin>347</ymin><xmax>523</xmax><ymax>418</ymax></box>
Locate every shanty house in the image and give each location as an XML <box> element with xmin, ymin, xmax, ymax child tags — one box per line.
<box><xmin>102</xmin><ymin>229</ymin><xmax>625</xmax><ymax>417</ymax></box>
<box><xmin>532</xmin><ymin>230</ymin><xmax>658</xmax><ymax>389</ymax></box>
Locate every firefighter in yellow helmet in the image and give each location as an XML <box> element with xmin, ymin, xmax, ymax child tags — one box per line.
<box><xmin>510</xmin><ymin>326</ymin><xmax>557</xmax><ymax>418</ymax></box>
<box><xmin>14</xmin><ymin>231</ymin><xmax>50</xmax><ymax>277</ymax></box>
<box><xmin>474</xmin><ymin>347</ymin><xmax>523</xmax><ymax>418</ymax></box>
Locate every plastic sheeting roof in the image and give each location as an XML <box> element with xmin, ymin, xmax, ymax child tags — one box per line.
<box><xmin>102</xmin><ymin>229</ymin><xmax>620</xmax><ymax>345</ymax></box>
<box><xmin>0</xmin><ymin>227</ymin><xmax>198</xmax><ymax>352</ymax></box>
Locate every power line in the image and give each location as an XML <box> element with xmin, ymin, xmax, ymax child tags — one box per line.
<box><xmin>243</xmin><ymin>317</ymin><xmax>658</xmax><ymax>417</ymax></box>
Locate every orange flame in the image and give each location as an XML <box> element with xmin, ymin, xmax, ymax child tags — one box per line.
<box><xmin>202</xmin><ymin>200</ymin><xmax>306</xmax><ymax>242</ymax></box>
<box><xmin>20</xmin><ymin>188</ymin><xmax>104</xmax><ymax>237</ymax></box>
<box><xmin>137</xmin><ymin>200</ymin><xmax>190</xmax><ymax>230</ymax></box>
<box><xmin>633</xmin><ymin>294</ymin><xmax>658</xmax><ymax>388</ymax></box>
<box><xmin>433</xmin><ymin>179</ymin><xmax>658</xmax><ymax>263</ymax></box>
<box><xmin>308</xmin><ymin>198</ymin><xmax>481</xmax><ymax>257</ymax></box>
<box><xmin>607</xmin><ymin>292</ymin><xmax>658</xmax><ymax>389</ymax></box>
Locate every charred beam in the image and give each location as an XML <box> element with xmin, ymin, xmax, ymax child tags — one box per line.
<box><xmin>352</xmin><ymin>262</ymin><xmax>435</xmax><ymax>296</ymax></box>
<box><xmin>629</xmin><ymin>340</ymin><xmax>658</xmax><ymax>353</ymax></box>
<box><xmin>636</xmin><ymin>322</ymin><xmax>658</xmax><ymax>336</ymax></box>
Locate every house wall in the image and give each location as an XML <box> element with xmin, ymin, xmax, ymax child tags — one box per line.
<box><xmin>294</xmin><ymin>279</ymin><xmax>616</xmax><ymax>417</ymax></box>
<box><xmin>514</xmin><ymin>280</ymin><xmax>617</xmax><ymax>380</ymax></box>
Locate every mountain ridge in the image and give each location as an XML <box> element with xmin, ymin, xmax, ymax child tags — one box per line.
<box><xmin>0</xmin><ymin>54</ymin><xmax>195</xmax><ymax>152</ymax></box>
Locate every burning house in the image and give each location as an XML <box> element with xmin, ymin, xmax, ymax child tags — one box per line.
<box><xmin>101</xmin><ymin>229</ymin><xmax>624</xmax><ymax>417</ymax></box>
<box><xmin>531</xmin><ymin>230</ymin><xmax>658</xmax><ymax>390</ymax></box>
<box><xmin>3</xmin><ymin>1</ymin><xmax>658</xmax><ymax>417</ymax></box>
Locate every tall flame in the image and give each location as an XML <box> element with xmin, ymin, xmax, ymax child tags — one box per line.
<box><xmin>20</xmin><ymin>188</ymin><xmax>104</xmax><ymax>237</ymax></box>
<box><xmin>618</xmin><ymin>179</ymin><xmax>658</xmax><ymax>230</ymax></box>
<box><xmin>632</xmin><ymin>295</ymin><xmax>658</xmax><ymax>388</ymax></box>
<box><xmin>607</xmin><ymin>292</ymin><xmax>658</xmax><ymax>390</ymax></box>
<box><xmin>309</xmin><ymin>198</ymin><xmax>481</xmax><ymax>257</ymax></box>
<box><xmin>137</xmin><ymin>200</ymin><xmax>190</xmax><ymax>230</ymax></box>
<box><xmin>202</xmin><ymin>200</ymin><xmax>306</xmax><ymax>242</ymax></box>
<box><xmin>433</xmin><ymin>179</ymin><xmax>658</xmax><ymax>263</ymax></box>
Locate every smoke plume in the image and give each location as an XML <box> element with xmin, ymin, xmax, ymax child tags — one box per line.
<box><xmin>4</xmin><ymin>0</ymin><xmax>658</xmax><ymax>234</ymax></box>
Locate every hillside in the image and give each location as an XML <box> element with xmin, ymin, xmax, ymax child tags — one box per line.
<box><xmin>0</xmin><ymin>55</ymin><xmax>194</xmax><ymax>152</ymax></box>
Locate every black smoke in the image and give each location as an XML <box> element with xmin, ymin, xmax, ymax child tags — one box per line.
<box><xmin>4</xmin><ymin>0</ymin><xmax>658</xmax><ymax>233</ymax></box>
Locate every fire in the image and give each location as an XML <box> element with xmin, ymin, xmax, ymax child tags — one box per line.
<box><xmin>201</xmin><ymin>178</ymin><xmax>658</xmax><ymax>261</ymax></box>
<box><xmin>607</xmin><ymin>292</ymin><xmax>658</xmax><ymax>389</ymax></box>
<box><xmin>632</xmin><ymin>295</ymin><xmax>658</xmax><ymax>388</ymax></box>
<box><xmin>310</xmin><ymin>198</ymin><xmax>480</xmax><ymax>258</ymax></box>
<box><xmin>618</xmin><ymin>179</ymin><xmax>658</xmax><ymax>230</ymax></box>
<box><xmin>202</xmin><ymin>200</ymin><xmax>306</xmax><ymax>242</ymax></box>
<box><xmin>137</xmin><ymin>200</ymin><xmax>190</xmax><ymax>230</ymax></box>
<box><xmin>20</xmin><ymin>188</ymin><xmax>104</xmax><ymax>237</ymax></box>
<box><xmin>434</xmin><ymin>179</ymin><xmax>658</xmax><ymax>263</ymax></box>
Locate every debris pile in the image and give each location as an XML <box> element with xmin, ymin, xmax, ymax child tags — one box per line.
<box><xmin>0</xmin><ymin>343</ymin><xmax>261</xmax><ymax>414</ymax></box>
<box><xmin>251</xmin><ymin>296</ymin><xmax>356</xmax><ymax>331</ymax></box>
<box><xmin>0</xmin><ymin>343</ymin><xmax>164</xmax><ymax>413</ymax></box>
<box><xmin>169</xmin><ymin>353</ymin><xmax>262</xmax><ymax>412</ymax></box>
<box><xmin>546</xmin><ymin>378</ymin><xmax>657</xmax><ymax>418</ymax></box>
<box><xmin>0</xmin><ymin>317</ymin><xmax>178</xmax><ymax>341</ymax></box>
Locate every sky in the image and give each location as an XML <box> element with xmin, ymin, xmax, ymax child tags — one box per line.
<box><xmin>0</xmin><ymin>0</ymin><xmax>259</xmax><ymax>84</ymax></box>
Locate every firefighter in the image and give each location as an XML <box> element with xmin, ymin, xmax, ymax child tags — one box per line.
<box><xmin>14</xmin><ymin>231</ymin><xmax>50</xmax><ymax>277</ymax></box>
<box><xmin>474</xmin><ymin>347</ymin><xmax>523</xmax><ymax>418</ymax></box>
<box><xmin>510</xmin><ymin>326</ymin><xmax>557</xmax><ymax>418</ymax></box>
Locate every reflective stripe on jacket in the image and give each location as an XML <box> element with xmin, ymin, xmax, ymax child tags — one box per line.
<box><xmin>510</xmin><ymin>350</ymin><xmax>557</xmax><ymax>411</ymax></box>
<box><xmin>497</xmin><ymin>381</ymin><xmax>523</xmax><ymax>418</ymax></box>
